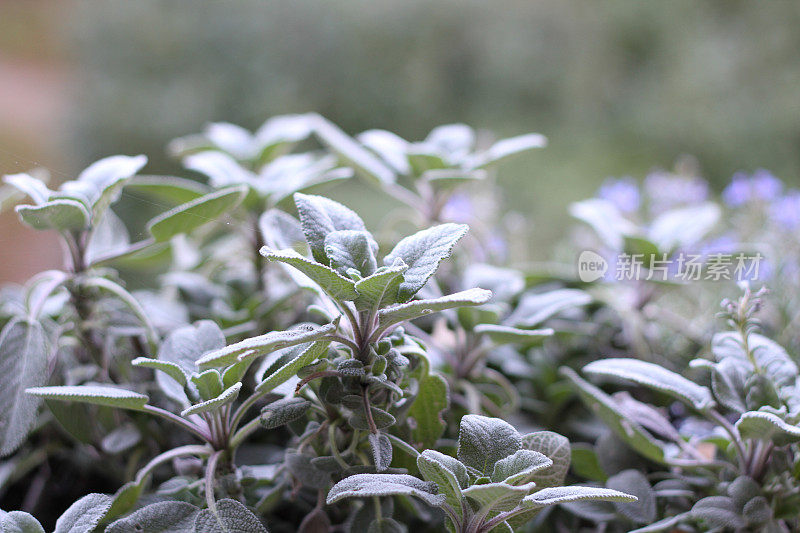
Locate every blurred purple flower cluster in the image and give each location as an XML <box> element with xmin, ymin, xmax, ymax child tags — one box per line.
<box><xmin>772</xmin><ymin>190</ymin><xmax>800</xmax><ymax>230</ymax></box>
<box><xmin>722</xmin><ymin>169</ymin><xmax>783</xmax><ymax>207</ymax></box>
<box><xmin>643</xmin><ymin>171</ymin><xmax>709</xmax><ymax>212</ymax></box>
<box><xmin>596</xmin><ymin>171</ymin><xmax>711</xmax><ymax>215</ymax></box>
<box><xmin>597</xmin><ymin>176</ymin><xmax>639</xmax><ymax>213</ymax></box>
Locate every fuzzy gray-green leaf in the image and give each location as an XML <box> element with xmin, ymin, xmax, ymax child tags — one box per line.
<box><xmin>354</xmin><ymin>260</ymin><xmax>408</xmax><ymax>311</ymax></box>
<box><xmin>457</xmin><ymin>415</ymin><xmax>521</xmax><ymax>475</ymax></box>
<box><xmin>54</xmin><ymin>493</ymin><xmax>113</xmax><ymax>533</ymax></box>
<box><xmin>16</xmin><ymin>199</ymin><xmax>90</xmax><ymax>231</ymax></box>
<box><xmin>146</xmin><ymin>185</ymin><xmax>247</xmax><ymax>242</ymax></box>
<box><xmin>197</xmin><ymin>322</ymin><xmax>335</xmax><ymax>368</ymax></box>
<box><xmin>293</xmin><ymin>192</ymin><xmax>367</xmax><ymax>263</ymax></box>
<box><xmin>474</xmin><ymin>325</ymin><xmax>553</xmax><ymax>345</ymax></box>
<box><xmin>261</xmin><ymin>247</ymin><xmax>358</xmax><ymax>301</ymax></box>
<box><xmin>560</xmin><ymin>368</ymin><xmax>666</xmax><ymax>463</ymax></box>
<box><xmin>260</xmin><ymin>397</ymin><xmax>311</xmax><ymax>429</ymax></box>
<box><xmin>324</xmin><ymin>229</ymin><xmax>378</xmax><ymax>276</ymax></box>
<box><xmin>463</xmin><ymin>482</ymin><xmax>534</xmax><ymax>512</ymax></box>
<box><xmin>310</xmin><ymin>115</ymin><xmax>396</xmax><ymax>186</ymax></box>
<box><xmin>519</xmin><ymin>486</ymin><xmax>637</xmax><ymax>510</ymax></box>
<box><xmin>193</xmin><ymin>498</ymin><xmax>267</xmax><ymax>532</ymax></box>
<box><xmin>384</xmin><ymin>223</ymin><xmax>468</xmax><ymax>301</ymax></box>
<box><xmin>417</xmin><ymin>450</ymin><xmax>468</xmax><ymax>512</ymax></box>
<box><xmin>606</xmin><ymin>469</ymin><xmax>656</xmax><ymax>524</ymax></box>
<box><xmin>506</xmin><ymin>288</ymin><xmax>592</xmax><ymax>328</ymax></box>
<box><xmin>326</xmin><ymin>474</ymin><xmax>445</xmax><ymax>507</ymax></box>
<box><xmin>256</xmin><ymin>339</ymin><xmax>331</xmax><ymax>394</ymax></box>
<box><xmin>105</xmin><ymin>501</ymin><xmax>200</xmax><ymax>533</ymax></box>
<box><xmin>0</xmin><ymin>318</ymin><xmax>48</xmax><ymax>456</ymax></box>
<box><xmin>583</xmin><ymin>358</ymin><xmax>715</xmax><ymax>411</ymax></box>
<box><xmin>491</xmin><ymin>450</ymin><xmax>552</xmax><ymax>485</ymax></box>
<box><xmin>369</xmin><ymin>433</ymin><xmax>393</xmax><ymax>472</ymax></box>
<box><xmin>377</xmin><ymin>288</ymin><xmax>492</xmax><ymax>331</ymax></box>
<box><xmin>0</xmin><ymin>511</ymin><xmax>45</xmax><ymax>533</ymax></box>
<box><xmin>181</xmin><ymin>382</ymin><xmax>241</xmax><ymax>417</ymax></box>
<box><xmin>26</xmin><ymin>385</ymin><xmax>149</xmax><ymax>411</ymax></box>
<box><xmin>408</xmin><ymin>372</ymin><xmax>449</xmax><ymax>449</ymax></box>
<box><xmin>735</xmin><ymin>410</ymin><xmax>800</xmax><ymax>446</ymax></box>
<box><xmin>520</xmin><ymin>431</ymin><xmax>570</xmax><ymax>488</ymax></box>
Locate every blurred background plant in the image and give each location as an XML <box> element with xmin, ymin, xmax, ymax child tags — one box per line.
<box><xmin>3</xmin><ymin>0</ymin><xmax>800</xmax><ymax>283</ymax></box>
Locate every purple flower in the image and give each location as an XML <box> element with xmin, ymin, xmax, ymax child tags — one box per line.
<box><xmin>773</xmin><ymin>190</ymin><xmax>800</xmax><ymax>229</ymax></box>
<box><xmin>722</xmin><ymin>172</ymin><xmax>751</xmax><ymax>207</ymax></box>
<box><xmin>752</xmin><ymin>169</ymin><xmax>783</xmax><ymax>201</ymax></box>
<box><xmin>644</xmin><ymin>171</ymin><xmax>709</xmax><ymax>212</ymax></box>
<box><xmin>722</xmin><ymin>169</ymin><xmax>783</xmax><ymax>207</ymax></box>
<box><xmin>597</xmin><ymin>177</ymin><xmax>640</xmax><ymax>213</ymax></box>
<box><xmin>441</xmin><ymin>192</ymin><xmax>474</xmax><ymax>223</ymax></box>
<box><xmin>486</xmin><ymin>233</ymin><xmax>508</xmax><ymax>260</ymax></box>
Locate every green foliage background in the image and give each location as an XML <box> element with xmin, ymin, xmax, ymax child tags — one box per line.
<box><xmin>63</xmin><ymin>0</ymin><xmax>800</xmax><ymax>249</ymax></box>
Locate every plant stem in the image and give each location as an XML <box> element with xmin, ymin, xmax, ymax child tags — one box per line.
<box><xmin>205</xmin><ymin>450</ymin><xmax>222</xmax><ymax>514</ymax></box>
<box><xmin>142</xmin><ymin>405</ymin><xmax>212</xmax><ymax>443</ymax></box>
<box><xmin>707</xmin><ymin>409</ymin><xmax>748</xmax><ymax>472</ymax></box>
<box><xmin>229</xmin><ymin>416</ymin><xmax>262</xmax><ymax>450</ymax></box>
<box><xmin>134</xmin><ymin>444</ymin><xmax>212</xmax><ymax>485</ymax></box>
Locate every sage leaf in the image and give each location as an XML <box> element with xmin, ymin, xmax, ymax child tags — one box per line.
<box><xmin>353</xmin><ymin>259</ymin><xmax>408</xmax><ymax>311</ymax></box>
<box><xmin>260</xmin><ymin>247</ymin><xmax>358</xmax><ymax>301</ymax></box>
<box><xmin>520</xmin><ymin>486</ymin><xmax>637</xmax><ymax>509</ymax></box>
<box><xmin>197</xmin><ymin>322</ymin><xmax>335</xmax><ymax>368</ymax></box>
<box><xmin>735</xmin><ymin>410</ymin><xmax>800</xmax><ymax>446</ymax></box>
<box><xmin>260</xmin><ymin>397</ymin><xmax>311</xmax><ymax>429</ymax></box>
<box><xmin>26</xmin><ymin>385</ymin><xmax>149</xmax><ymax>411</ymax></box>
<box><xmin>310</xmin><ymin>114</ymin><xmax>396</xmax><ymax>185</ymax></box>
<box><xmin>583</xmin><ymin>358</ymin><xmax>715</xmax><ymax>411</ymax></box>
<box><xmin>53</xmin><ymin>493</ymin><xmax>113</xmax><ymax>533</ymax></box>
<box><xmin>256</xmin><ymin>340</ymin><xmax>331</xmax><ymax>394</ymax></box>
<box><xmin>462</xmin><ymin>481</ymin><xmax>534</xmax><ymax>512</ymax></box>
<box><xmin>457</xmin><ymin>415</ymin><xmax>521</xmax><ymax>475</ymax></box>
<box><xmin>193</xmin><ymin>498</ymin><xmax>267</xmax><ymax>532</ymax></box>
<box><xmin>105</xmin><ymin>501</ymin><xmax>200</xmax><ymax>533</ymax></box>
<box><xmin>520</xmin><ymin>431</ymin><xmax>571</xmax><ymax>488</ymax></box>
<box><xmin>0</xmin><ymin>511</ymin><xmax>45</xmax><ymax>533</ymax></box>
<box><xmin>326</xmin><ymin>474</ymin><xmax>445</xmax><ymax>507</ymax></box>
<box><xmin>384</xmin><ymin>223</ymin><xmax>468</xmax><ymax>301</ymax></box>
<box><xmin>506</xmin><ymin>289</ymin><xmax>592</xmax><ymax>328</ymax></box>
<box><xmin>3</xmin><ymin>173</ymin><xmax>51</xmax><ymax>204</ymax></box>
<box><xmin>606</xmin><ymin>469</ymin><xmax>656</xmax><ymax>524</ymax></box>
<box><xmin>369</xmin><ymin>432</ymin><xmax>393</xmax><ymax>472</ymax></box>
<box><xmin>470</xmin><ymin>133</ymin><xmax>547</xmax><ymax>168</ymax></box>
<box><xmin>377</xmin><ymin>288</ymin><xmax>492</xmax><ymax>331</ymax></box>
<box><xmin>324</xmin><ymin>229</ymin><xmax>379</xmax><ymax>277</ymax></box>
<box><xmin>79</xmin><ymin>154</ymin><xmax>147</xmax><ymax>218</ymax></box>
<box><xmin>690</xmin><ymin>496</ymin><xmax>745</xmax><ymax>530</ymax></box>
<box><xmin>293</xmin><ymin>192</ymin><xmax>367</xmax><ymax>263</ymax></box>
<box><xmin>569</xmin><ymin>198</ymin><xmax>636</xmax><ymax>251</ymax></box>
<box><xmin>16</xmin><ymin>199</ymin><xmax>90</xmax><ymax>231</ymax></box>
<box><xmin>648</xmin><ymin>203</ymin><xmax>720</xmax><ymax>251</ymax></box>
<box><xmin>0</xmin><ymin>318</ymin><xmax>48</xmax><ymax>456</ymax></box>
<box><xmin>560</xmin><ymin>368</ymin><xmax>666</xmax><ymax>463</ymax></box>
<box><xmin>417</xmin><ymin>450</ymin><xmax>468</xmax><ymax>512</ymax></box>
<box><xmin>491</xmin><ymin>450</ymin><xmax>552</xmax><ymax>485</ymax></box>
<box><xmin>407</xmin><ymin>372</ymin><xmax>449</xmax><ymax>449</ymax></box>
<box><xmin>146</xmin><ymin>185</ymin><xmax>247</xmax><ymax>242</ymax></box>
<box><xmin>474</xmin><ymin>324</ymin><xmax>553</xmax><ymax>345</ymax></box>
<box><xmin>181</xmin><ymin>382</ymin><xmax>241</xmax><ymax>417</ymax></box>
